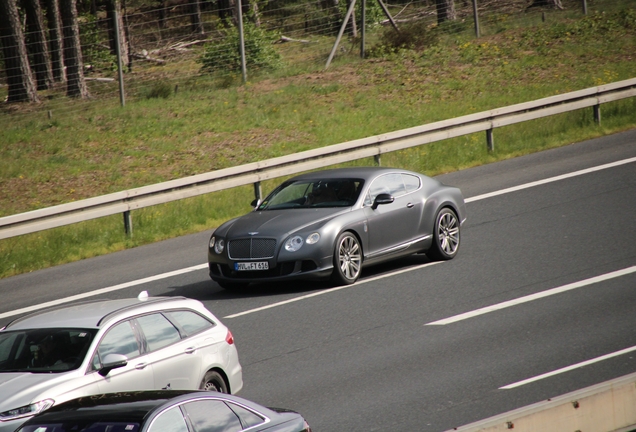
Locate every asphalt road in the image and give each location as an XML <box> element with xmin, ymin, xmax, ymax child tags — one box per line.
<box><xmin>1</xmin><ymin>129</ymin><xmax>636</xmax><ymax>431</ymax></box>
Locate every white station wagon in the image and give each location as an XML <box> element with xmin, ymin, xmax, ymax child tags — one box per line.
<box><xmin>0</xmin><ymin>293</ymin><xmax>243</xmax><ymax>432</ymax></box>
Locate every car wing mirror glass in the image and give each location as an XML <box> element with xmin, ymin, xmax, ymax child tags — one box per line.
<box><xmin>372</xmin><ymin>193</ymin><xmax>394</xmax><ymax>209</ymax></box>
<box><xmin>99</xmin><ymin>353</ymin><xmax>128</xmax><ymax>376</ymax></box>
<box><xmin>250</xmin><ymin>198</ymin><xmax>261</xmax><ymax>208</ymax></box>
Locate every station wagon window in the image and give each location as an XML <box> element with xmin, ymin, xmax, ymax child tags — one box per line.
<box><xmin>136</xmin><ymin>314</ymin><xmax>181</xmax><ymax>352</ymax></box>
<box><xmin>165</xmin><ymin>310</ymin><xmax>214</xmax><ymax>337</ymax></box>
<box><xmin>181</xmin><ymin>400</ymin><xmax>243</xmax><ymax>432</ymax></box>
<box><xmin>96</xmin><ymin>321</ymin><xmax>140</xmax><ymax>361</ymax></box>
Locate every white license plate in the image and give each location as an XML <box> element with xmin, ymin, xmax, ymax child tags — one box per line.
<box><xmin>235</xmin><ymin>261</ymin><xmax>269</xmax><ymax>271</ymax></box>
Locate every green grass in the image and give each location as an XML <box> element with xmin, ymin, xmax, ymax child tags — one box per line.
<box><xmin>1</xmin><ymin>2</ymin><xmax>636</xmax><ymax>279</ymax></box>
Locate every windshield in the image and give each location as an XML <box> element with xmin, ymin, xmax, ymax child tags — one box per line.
<box><xmin>257</xmin><ymin>179</ymin><xmax>364</xmax><ymax>210</ymax></box>
<box><xmin>0</xmin><ymin>328</ymin><xmax>97</xmax><ymax>373</ymax></box>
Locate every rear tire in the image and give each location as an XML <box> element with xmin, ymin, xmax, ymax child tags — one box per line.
<box><xmin>200</xmin><ymin>370</ymin><xmax>229</xmax><ymax>393</ymax></box>
<box><xmin>427</xmin><ymin>208</ymin><xmax>460</xmax><ymax>261</ymax></box>
<box><xmin>331</xmin><ymin>232</ymin><xmax>362</xmax><ymax>285</ymax></box>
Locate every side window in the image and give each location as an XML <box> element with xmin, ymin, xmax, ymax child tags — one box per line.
<box><xmin>136</xmin><ymin>314</ymin><xmax>181</xmax><ymax>352</ymax></box>
<box><xmin>181</xmin><ymin>400</ymin><xmax>242</xmax><ymax>432</ymax></box>
<box><xmin>364</xmin><ymin>177</ymin><xmax>391</xmax><ymax>206</ymax></box>
<box><xmin>96</xmin><ymin>321</ymin><xmax>140</xmax><ymax>361</ymax></box>
<box><xmin>148</xmin><ymin>407</ymin><xmax>189</xmax><ymax>432</ymax></box>
<box><xmin>403</xmin><ymin>174</ymin><xmax>420</xmax><ymax>193</ymax></box>
<box><xmin>385</xmin><ymin>173</ymin><xmax>406</xmax><ymax>197</ymax></box>
<box><xmin>227</xmin><ymin>402</ymin><xmax>265</xmax><ymax>429</ymax></box>
<box><xmin>165</xmin><ymin>310</ymin><xmax>214</xmax><ymax>337</ymax></box>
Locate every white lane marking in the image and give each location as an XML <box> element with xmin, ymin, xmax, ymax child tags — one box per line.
<box><xmin>426</xmin><ymin>266</ymin><xmax>636</xmax><ymax>325</ymax></box>
<box><xmin>2</xmin><ymin>157</ymin><xmax>634</xmax><ymax>321</ymax></box>
<box><xmin>0</xmin><ymin>264</ymin><xmax>208</xmax><ymax>320</ymax></box>
<box><xmin>465</xmin><ymin>157</ymin><xmax>636</xmax><ymax>203</ymax></box>
<box><xmin>500</xmin><ymin>345</ymin><xmax>636</xmax><ymax>389</ymax></box>
<box><xmin>223</xmin><ymin>262</ymin><xmax>441</xmax><ymax>318</ymax></box>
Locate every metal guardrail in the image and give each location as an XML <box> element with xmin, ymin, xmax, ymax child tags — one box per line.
<box><xmin>2</xmin><ymin>77</ymin><xmax>636</xmax><ymax>240</ymax></box>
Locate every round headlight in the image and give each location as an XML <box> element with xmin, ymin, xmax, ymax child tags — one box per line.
<box><xmin>285</xmin><ymin>235</ymin><xmax>304</xmax><ymax>252</ymax></box>
<box><xmin>214</xmin><ymin>239</ymin><xmax>225</xmax><ymax>254</ymax></box>
<box><xmin>209</xmin><ymin>236</ymin><xmax>215</xmax><ymax>249</ymax></box>
<box><xmin>306</xmin><ymin>233</ymin><xmax>320</xmax><ymax>244</ymax></box>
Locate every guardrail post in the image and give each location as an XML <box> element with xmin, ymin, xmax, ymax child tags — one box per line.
<box><xmin>374</xmin><ymin>154</ymin><xmax>381</xmax><ymax>166</ymax></box>
<box><xmin>123</xmin><ymin>211</ymin><xmax>132</xmax><ymax>236</ymax></box>
<box><xmin>593</xmin><ymin>104</ymin><xmax>601</xmax><ymax>124</ymax></box>
<box><xmin>253</xmin><ymin>181</ymin><xmax>262</xmax><ymax>203</ymax></box>
<box><xmin>486</xmin><ymin>128</ymin><xmax>494</xmax><ymax>152</ymax></box>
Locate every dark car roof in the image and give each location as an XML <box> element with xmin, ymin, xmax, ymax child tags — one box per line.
<box><xmin>289</xmin><ymin>166</ymin><xmax>418</xmax><ymax>182</ymax></box>
<box><xmin>25</xmin><ymin>390</ymin><xmax>199</xmax><ymax>424</ymax></box>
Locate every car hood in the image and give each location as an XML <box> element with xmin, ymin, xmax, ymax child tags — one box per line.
<box><xmin>0</xmin><ymin>372</ymin><xmax>80</xmax><ymax>410</ymax></box>
<box><xmin>220</xmin><ymin>208</ymin><xmax>350</xmax><ymax>238</ymax></box>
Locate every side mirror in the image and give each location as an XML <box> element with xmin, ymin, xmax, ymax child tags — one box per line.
<box><xmin>98</xmin><ymin>353</ymin><xmax>128</xmax><ymax>377</ymax></box>
<box><xmin>372</xmin><ymin>193</ymin><xmax>394</xmax><ymax>210</ymax></box>
<box><xmin>250</xmin><ymin>198</ymin><xmax>261</xmax><ymax>208</ymax></box>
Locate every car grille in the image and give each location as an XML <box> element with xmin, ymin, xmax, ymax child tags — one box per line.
<box><xmin>228</xmin><ymin>238</ymin><xmax>276</xmax><ymax>259</ymax></box>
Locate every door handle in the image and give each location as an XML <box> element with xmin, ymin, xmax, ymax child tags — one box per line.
<box><xmin>135</xmin><ymin>362</ymin><xmax>148</xmax><ymax>370</ymax></box>
<box><xmin>185</xmin><ymin>347</ymin><xmax>196</xmax><ymax>354</ymax></box>
<box><xmin>406</xmin><ymin>203</ymin><xmax>414</xmax><ymax>208</ymax></box>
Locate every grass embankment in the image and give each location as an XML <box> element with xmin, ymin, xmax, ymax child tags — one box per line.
<box><xmin>1</xmin><ymin>5</ymin><xmax>635</xmax><ymax>278</ymax></box>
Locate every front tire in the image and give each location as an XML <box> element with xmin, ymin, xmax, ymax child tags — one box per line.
<box><xmin>427</xmin><ymin>208</ymin><xmax>460</xmax><ymax>261</ymax></box>
<box><xmin>200</xmin><ymin>370</ymin><xmax>229</xmax><ymax>393</ymax></box>
<box><xmin>331</xmin><ymin>232</ymin><xmax>362</xmax><ymax>285</ymax></box>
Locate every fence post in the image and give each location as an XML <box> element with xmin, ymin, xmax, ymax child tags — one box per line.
<box><xmin>237</xmin><ymin>0</ymin><xmax>247</xmax><ymax>83</ymax></box>
<box><xmin>113</xmin><ymin>10</ymin><xmax>125</xmax><ymax>107</ymax></box>
<box><xmin>123</xmin><ymin>210</ymin><xmax>132</xmax><ymax>236</ymax></box>
<box><xmin>593</xmin><ymin>104</ymin><xmax>601</xmax><ymax>124</ymax></box>
<box><xmin>487</xmin><ymin>128</ymin><xmax>494</xmax><ymax>152</ymax></box>
<box><xmin>472</xmin><ymin>0</ymin><xmax>480</xmax><ymax>38</ymax></box>
<box><xmin>253</xmin><ymin>181</ymin><xmax>262</xmax><ymax>204</ymax></box>
<box><xmin>360</xmin><ymin>0</ymin><xmax>366</xmax><ymax>58</ymax></box>
<box><xmin>582</xmin><ymin>0</ymin><xmax>587</xmax><ymax>15</ymax></box>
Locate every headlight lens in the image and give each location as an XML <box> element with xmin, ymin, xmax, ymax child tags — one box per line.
<box><xmin>306</xmin><ymin>233</ymin><xmax>320</xmax><ymax>244</ymax></box>
<box><xmin>285</xmin><ymin>235</ymin><xmax>304</xmax><ymax>252</ymax></box>
<box><xmin>214</xmin><ymin>239</ymin><xmax>225</xmax><ymax>254</ymax></box>
<box><xmin>0</xmin><ymin>399</ymin><xmax>55</xmax><ymax>421</ymax></box>
<box><xmin>209</xmin><ymin>236</ymin><xmax>215</xmax><ymax>249</ymax></box>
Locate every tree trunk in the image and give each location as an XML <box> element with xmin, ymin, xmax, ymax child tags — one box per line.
<box><xmin>528</xmin><ymin>0</ymin><xmax>564</xmax><ymax>9</ymax></box>
<box><xmin>435</xmin><ymin>0</ymin><xmax>456</xmax><ymax>24</ymax></box>
<box><xmin>60</xmin><ymin>0</ymin><xmax>89</xmax><ymax>98</ymax></box>
<box><xmin>22</xmin><ymin>0</ymin><xmax>54</xmax><ymax>90</ymax></box>
<box><xmin>45</xmin><ymin>0</ymin><xmax>67</xmax><ymax>83</ymax></box>
<box><xmin>0</xmin><ymin>0</ymin><xmax>40</xmax><ymax>102</ymax></box>
<box><xmin>189</xmin><ymin>0</ymin><xmax>204</xmax><ymax>34</ymax></box>
<box><xmin>320</xmin><ymin>0</ymin><xmax>343</xmax><ymax>36</ymax></box>
<box><xmin>106</xmin><ymin>0</ymin><xmax>130</xmax><ymax>68</ymax></box>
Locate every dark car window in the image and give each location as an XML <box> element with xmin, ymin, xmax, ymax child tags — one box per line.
<box><xmin>96</xmin><ymin>320</ymin><xmax>140</xmax><ymax>362</ymax></box>
<box><xmin>148</xmin><ymin>406</ymin><xmax>189</xmax><ymax>432</ymax></box>
<box><xmin>258</xmin><ymin>179</ymin><xmax>363</xmax><ymax>210</ymax></box>
<box><xmin>403</xmin><ymin>174</ymin><xmax>420</xmax><ymax>193</ymax></box>
<box><xmin>181</xmin><ymin>400</ymin><xmax>242</xmax><ymax>432</ymax></box>
<box><xmin>165</xmin><ymin>310</ymin><xmax>215</xmax><ymax>337</ymax></box>
<box><xmin>0</xmin><ymin>329</ymin><xmax>95</xmax><ymax>373</ymax></box>
<box><xmin>136</xmin><ymin>314</ymin><xmax>181</xmax><ymax>352</ymax></box>
<box><xmin>227</xmin><ymin>402</ymin><xmax>265</xmax><ymax>429</ymax></box>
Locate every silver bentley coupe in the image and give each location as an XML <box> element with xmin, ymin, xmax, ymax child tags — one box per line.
<box><xmin>208</xmin><ymin>167</ymin><xmax>466</xmax><ymax>289</ymax></box>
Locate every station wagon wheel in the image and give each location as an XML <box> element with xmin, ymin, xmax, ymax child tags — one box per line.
<box><xmin>200</xmin><ymin>370</ymin><xmax>228</xmax><ymax>393</ymax></box>
<box><xmin>427</xmin><ymin>207</ymin><xmax>460</xmax><ymax>261</ymax></box>
<box><xmin>331</xmin><ymin>232</ymin><xmax>362</xmax><ymax>286</ymax></box>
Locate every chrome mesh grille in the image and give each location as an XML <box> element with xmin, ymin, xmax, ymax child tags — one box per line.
<box><xmin>228</xmin><ymin>238</ymin><xmax>276</xmax><ymax>259</ymax></box>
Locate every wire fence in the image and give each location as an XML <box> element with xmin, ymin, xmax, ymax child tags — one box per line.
<box><xmin>0</xmin><ymin>0</ymin><xmax>622</xmax><ymax>118</ymax></box>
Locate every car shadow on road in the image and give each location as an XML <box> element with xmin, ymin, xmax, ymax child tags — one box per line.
<box><xmin>162</xmin><ymin>252</ymin><xmax>434</xmax><ymax>300</ymax></box>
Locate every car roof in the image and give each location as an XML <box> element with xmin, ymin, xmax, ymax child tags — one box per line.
<box><xmin>22</xmin><ymin>390</ymin><xmax>200</xmax><ymax>425</ymax></box>
<box><xmin>20</xmin><ymin>390</ymin><xmax>274</xmax><ymax>426</ymax></box>
<box><xmin>289</xmin><ymin>167</ymin><xmax>420</xmax><ymax>182</ymax></box>
<box><xmin>3</xmin><ymin>296</ymin><xmax>193</xmax><ymax>330</ymax></box>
